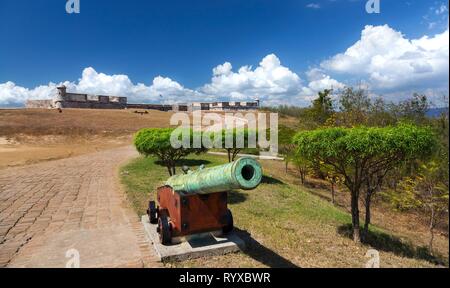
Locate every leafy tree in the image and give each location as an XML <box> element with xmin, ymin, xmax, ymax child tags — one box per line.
<box><xmin>293</xmin><ymin>124</ymin><xmax>436</xmax><ymax>242</ymax></box>
<box><xmin>322</xmin><ymin>165</ymin><xmax>344</xmax><ymax>205</ymax></box>
<box><xmin>431</xmin><ymin>107</ymin><xmax>449</xmax><ymax>191</ymax></box>
<box><xmin>278</xmin><ymin>125</ymin><xmax>297</xmax><ymax>173</ymax></box>
<box><xmin>134</xmin><ymin>128</ymin><xmax>206</xmax><ymax>176</ymax></box>
<box><xmin>324</xmin><ymin>86</ymin><xmax>372</xmax><ymax>127</ymax></box>
<box><xmin>221</xmin><ymin>128</ymin><xmax>258</xmax><ymax>162</ymax></box>
<box><xmin>308</xmin><ymin>89</ymin><xmax>335</xmax><ymax>125</ymax></box>
<box><xmin>391</xmin><ymin>93</ymin><xmax>430</xmax><ymax>124</ymax></box>
<box><xmin>295</xmin><ymin>89</ymin><xmax>336</xmax><ymax>130</ymax></box>
<box><xmin>337</xmin><ymin>87</ymin><xmax>371</xmax><ymax>127</ymax></box>
<box><xmin>384</xmin><ymin>162</ymin><xmax>449</xmax><ymax>253</ymax></box>
<box><xmin>367</xmin><ymin>96</ymin><xmax>396</xmax><ymax>127</ymax></box>
<box><xmin>339</xmin><ymin>86</ymin><xmax>371</xmax><ymax>113</ymax></box>
<box><xmin>292</xmin><ymin>155</ymin><xmax>310</xmax><ymax>184</ymax></box>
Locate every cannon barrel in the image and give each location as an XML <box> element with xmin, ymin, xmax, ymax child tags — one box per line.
<box><xmin>166</xmin><ymin>157</ymin><xmax>263</xmax><ymax>194</ymax></box>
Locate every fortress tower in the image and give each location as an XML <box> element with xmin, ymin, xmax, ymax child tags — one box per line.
<box><xmin>53</xmin><ymin>85</ymin><xmax>67</xmax><ymax>109</ymax></box>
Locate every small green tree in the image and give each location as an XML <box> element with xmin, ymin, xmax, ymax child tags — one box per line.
<box><xmin>297</xmin><ymin>89</ymin><xmax>335</xmax><ymax>130</ymax></box>
<box><xmin>392</xmin><ymin>93</ymin><xmax>430</xmax><ymax>124</ymax></box>
<box><xmin>134</xmin><ymin>128</ymin><xmax>206</xmax><ymax>176</ymax></box>
<box><xmin>292</xmin><ymin>155</ymin><xmax>310</xmax><ymax>184</ymax></box>
<box><xmin>322</xmin><ymin>164</ymin><xmax>344</xmax><ymax>205</ymax></box>
<box><xmin>339</xmin><ymin>87</ymin><xmax>371</xmax><ymax>113</ymax></box>
<box><xmin>308</xmin><ymin>89</ymin><xmax>335</xmax><ymax>125</ymax></box>
<box><xmin>221</xmin><ymin>128</ymin><xmax>258</xmax><ymax>162</ymax></box>
<box><xmin>367</xmin><ymin>96</ymin><xmax>397</xmax><ymax>127</ymax></box>
<box><xmin>278</xmin><ymin>125</ymin><xmax>297</xmax><ymax>173</ymax></box>
<box><xmin>293</xmin><ymin>124</ymin><xmax>436</xmax><ymax>242</ymax></box>
<box><xmin>337</xmin><ymin>87</ymin><xmax>371</xmax><ymax>127</ymax></box>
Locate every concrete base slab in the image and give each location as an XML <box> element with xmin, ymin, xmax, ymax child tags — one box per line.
<box><xmin>141</xmin><ymin>215</ymin><xmax>245</xmax><ymax>262</ymax></box>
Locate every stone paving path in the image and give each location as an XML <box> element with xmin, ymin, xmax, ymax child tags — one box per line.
<box><xmin>0</xmin><ymin>146</ymin><xmax>160</xmax><ymax>268</ymax></box>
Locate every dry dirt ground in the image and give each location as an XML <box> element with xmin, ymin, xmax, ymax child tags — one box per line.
<box><xmin>0</xmin><ymin>109</ymin><xmax>175</xmax><ymax>168</ymax></box>
<box><xmin>0</xmin><ymin>109</ymin><xmax>280</xmax><ymax>168</ymax></box>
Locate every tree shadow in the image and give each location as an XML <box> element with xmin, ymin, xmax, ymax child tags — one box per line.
<box><xmin>337</xmin><ymin>224</ymin><xmax>448</xmax><ymax>266</ymax></box>
<box><xmin>234</xmin><ymin>228</ymin><xmax>300</xmax><ymax>268</ymax></box>
<box><xmin>154</xmin><ymin>159</ymin><xmax>212</xmax><ymax>168</ymax></box>
<box><xmin>261</xmin><ymin>175</ymin><xmax>284</xmax><ymax>185</ymax></box>
<box><xmin>228</xmin><ymin>190</ymin><xmax>248</xmax><ymax>204</ymax></box>
<box><xmin>176</xmin><ymin>159</ymin><xmax>212</xmax><ymax>167</ymax></box>
<box><xmin>303</xmin><ymin>180</ymin><xmax>329</xmax><ymax>190</ymax></box>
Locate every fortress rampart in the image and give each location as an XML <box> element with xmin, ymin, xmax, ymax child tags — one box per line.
<box><xmin>26</xmin><ymin>86</ymin><xmax>127</xmax><ymax>109</ymax></box>
<box><xmin>26</xmin><ymin>86</ymin><xmax>260</xmax><ymax>111</ymax></box>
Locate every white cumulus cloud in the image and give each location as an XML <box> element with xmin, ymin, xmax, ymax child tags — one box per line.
<box><xmin>0</xmin><ymin>81</ymin><xmax>60</xmax><ymax>107</ymax></box>
<box><xmin>201</xmin><ymin>54</ymin><xmax>305</xmax><ymax>105</ymax></box>
<box><xmin>300</xmin><ymin>68</ymin><xmax>345</xmax><ymax>102</ymax></box>
<box><xmin>321</xmin><ymin>25</ymin><xmax>449</xmax><ymax>93</ymax></box>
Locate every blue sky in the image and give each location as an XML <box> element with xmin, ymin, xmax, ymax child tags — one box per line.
<box><xmin>0</xmin><ymin>0</ymin><xmax>448</xmax><ymax>106</ymax></box>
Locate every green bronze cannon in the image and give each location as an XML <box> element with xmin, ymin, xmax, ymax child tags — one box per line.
<box><xmin>147</xmin><ymin>157</ymin><xmax>262</xmax><ymax>245</ymax></box>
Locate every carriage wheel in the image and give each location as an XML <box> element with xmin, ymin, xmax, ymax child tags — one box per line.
<box><xmin>158</xmin><ymin>209</ymin><xmax>172</xmax><ymax>245</ymax></box>
<box><xmin>147</xmin><ymin>201</ymin><xmax>158</xmax><ymax>224</ymax></box>
<box><xmin>222</xmin><ymin>209</ymin><xmax>234</xmax><ymax>234</ymax></box>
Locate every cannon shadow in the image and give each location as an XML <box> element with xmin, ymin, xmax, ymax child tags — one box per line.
<box><xmin>233</xmin><ymin>228</ymin><xmax>300</xmax><ymax>268</ymax></box>
<box><xmin>228</xmin><ymin>190</ymin><xmax>248</xmax><ymax>204</ymax></box>
<box><xmin>154</xmin><ymin>159</ymin><xmax>212</xmax><ymax>168</ymax></box>
<box><xmin>261</xmin><ymin>175</ymin><xmax>284</xmax><ymax>185</ymax></box>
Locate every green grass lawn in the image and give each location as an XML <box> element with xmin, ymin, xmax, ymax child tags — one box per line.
<box><xmin>120</xmin><ymin>153</ymin><xmax>446</xmax><ymax>268</ymax></box>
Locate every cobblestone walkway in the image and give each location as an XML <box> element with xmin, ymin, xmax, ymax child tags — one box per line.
<box><xmin>0</xmin><ymin>146</ymin><xmax>160</xmax><ymax>268</ymax></box>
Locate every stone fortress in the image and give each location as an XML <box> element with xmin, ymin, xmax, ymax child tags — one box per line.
<box><xmin>26</xmin><ymin>86</ymin><xmax>127</xmax><ymax>110</ymax></box>
<box><xmin>26</xmin><ymin>86</ymin><xmax>260</xmax><ymax>112</ymax></box>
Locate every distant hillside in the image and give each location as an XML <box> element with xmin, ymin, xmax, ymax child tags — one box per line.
<box><xmin>427</xmin><ymin>107</ymin><xmax>449</xmax><ymax>118</ymax></box>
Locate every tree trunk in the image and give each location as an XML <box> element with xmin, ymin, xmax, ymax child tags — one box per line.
<box><xmin>227</xmin><ymin>150</ymin><xmax>231</xmax><ymax>162</ymax></box>
<box><xmin>331</xmin><ymin>182</ymin><xmax>335</xmax><ymax>205</ymax></box>
<box><xmin>363</xmin><ymin>191</ymin><xmax>372</xmax><ymax>237</ymax></box>
<box><xmin>429</xmin><ymin>207</ymin><xmax>435</xmax><ymax>254</ymax></box>
<box><xmin>429</xmin><ymin>227</ymin><xmax>435</xmax><ymax>255</ymax></box>
<box><xmin>285</xmin><ymin>161</ymin><xmax>288</xmax><ymax>174</ymax></box>
<box><xmin>167</xmin><ymin>165</ymin><xmax>173</xmax><ymax>176</ymax></box>
<box><xmin>351</xmin><ymin>191</ymin><xmax>361</xmax><ymax>243</ymax></box>
<box><xmin>172</xmin><ymin>165</ymin><xmax>176</xmax><ymax>176</ymax></box>
<box><xmin>232</xmin><ymin>149</ymin><xmax>240</xmax><ymax>162</ymax></box>
<box><xmin>299</xmin><ymin>169</ymin><xmax>305</xmax><ymax>184</ymax></box>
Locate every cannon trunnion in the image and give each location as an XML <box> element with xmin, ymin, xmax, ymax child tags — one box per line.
<box><xmin>147</xmin><ymin>157</ymin><xmax>262</xmax><ymax>245</ymax></box>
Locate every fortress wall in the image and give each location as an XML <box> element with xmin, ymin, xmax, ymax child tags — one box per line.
<box><xmin>66</xmin><ymin>93</ymin><xmax>88</xmax><ymax>102</ymax></box>
<box><xmin>126</xmin><ymin>103</ymin><xmax>172</xmax><ymax>111</ymax></box>
<box><xmin>26</xmin><ymin>100</ymin><xmax>53</xmax><ymax>109</ymax></box>
<box><xmin>26</xmin><ymin>86</ymin><xmax>129</xmax><ymax>110</ymax></box>
<box><xmin>60</xmin><ymin>101</ymin><xmax>126</xmax><ymax>109</ymax></box>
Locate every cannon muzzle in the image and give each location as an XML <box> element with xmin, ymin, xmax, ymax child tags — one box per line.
<box><xmin>166</xmin><ymin>157</ymin><xmax>263</xmax><ymax>194</ymax></box>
